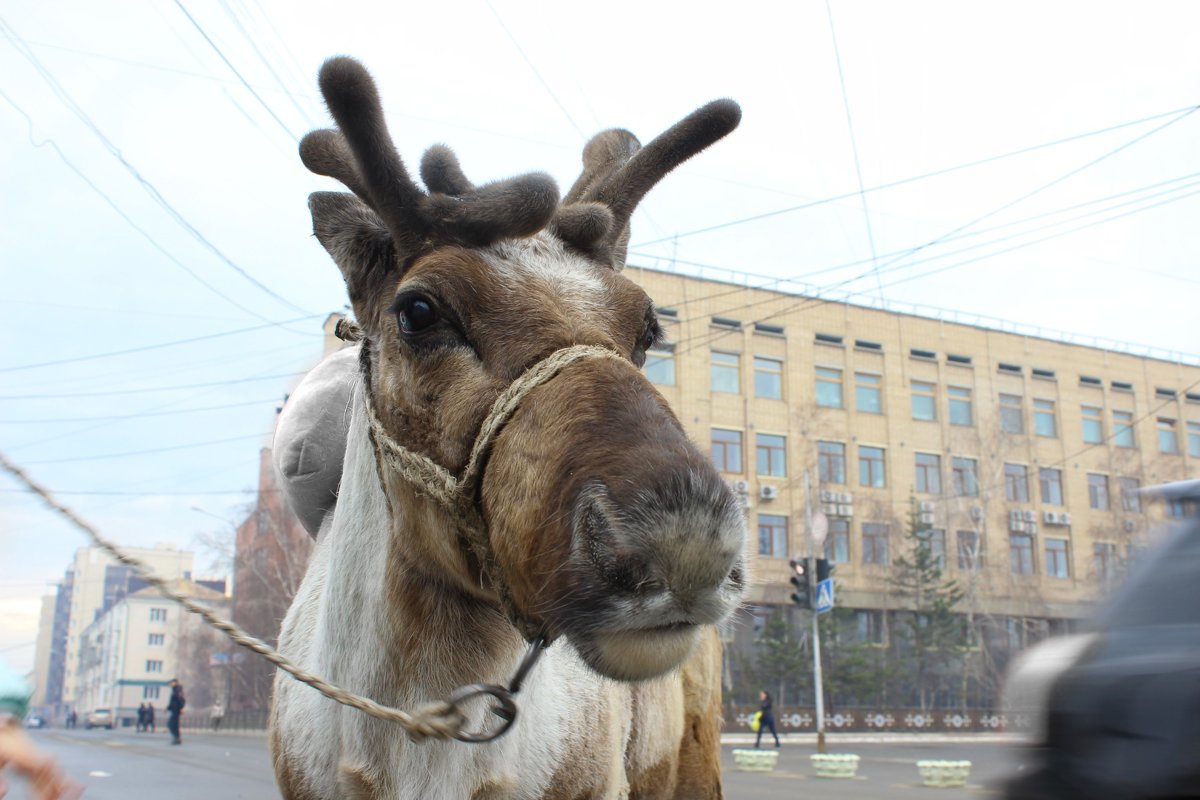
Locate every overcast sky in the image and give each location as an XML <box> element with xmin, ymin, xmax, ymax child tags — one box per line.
<box><xmin>2</xmin><ymin>0</ymin><xmax>1199</xmax><ymax>678</ymax></box>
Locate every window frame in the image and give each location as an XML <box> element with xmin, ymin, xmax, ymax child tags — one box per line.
<box><xmin>999</xmin><ymin>393</ymin><xmax>1025</xmax><ymax>434</ymax></box>
<box><xmin>817</xmin><ymin>441</ymin><xmax>846</xmax><ymax>485</ymax></box>
<box><xmin>1087</xmin><ymin>473</ymin><xmax>1110</xmax><ymax>511</ymax></box>
<box><xmin>952</xmin><ymin>457</ymin><xmax>979</xmax><ymax>498</ymax></box>
<box><xmin>815</xmin><ymin>366</ymin><xmax>844</xmax><ymax>409</ymax></box>
<box><xmin>911</xmin><ymin>380</ymin><xmax>937</xmax><ymax>421</ymax></box>
<box><xmin>948</xmin><ymin>385</ymin><xmax>974</xmax><ymax>426</ymax></box>
<box><xmin>862</xmin><ymin>522</ymin><xmax>890</xmax><ymax>566</ymax></box>
<box><xmin>753</xmin><ymin>356</ymin><xmax>784</xmax><ymax>400</ymax></box>
<box><xmin>915</xmin><ymin>452</ymin><xmax>942</xmax><ymax>495</ymax></box>
<box><xmin>1034</xmin><ymin>398</ymin><xmax>1058</xmax><ymax>438</ymax></box>
<box><xmin>1044</xmin><ymin>538</ymin><xmax>1070</xmax><ymax>578</ymax></box>
<box><xmin>644</xmin><ymin>348</ymin><xmax>676</xmax><ymax>386</ymax></box>
<box><xmin>855</xmin><ymin>372</ymin><xmax>884</xmax><ymax>414</ymax></box>
<box><xmin>1081</xmin><ymin>405</ymin><xmax>1104</xmax><ymax>444</ymax></box>
<box><xmin>710</xmin><ymin>428</ymin><xmax>743</xmax><ymax>473</ymax></box>
<box><xmin>1004</xmin><ymin>463</ymin><xmax>1030</xmax><ymax>503</ymax></box>
<box><xmin>757</xmin><ymin>514</ymin><xmax>789</xmax><ymax>559</ymax></box>
<box><xmin>755</xmin><ymin>433</ymin><xmax>787</xmax><ymax>477</ymax></box>
<box><xmin>858</xmin><ymin>445</ymin><xmax>887</xmax><ymax>488</ymax></box>
<box><xmin>710</xmin><ymin>350</ymin><xmax>740</xmax><ymax>394</ymax></box>
<box><xmin>1039</xmin><ymin>467</ymin><xmax>1064</xmax><ymax>506</ymax></box>
<box><xmin>1010</xmin><ymin>534</ymin><xmax>1035</xmax><ymax>575</ymax></box>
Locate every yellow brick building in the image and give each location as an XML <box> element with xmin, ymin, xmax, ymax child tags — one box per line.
<box><xmin>624</xmin><ymin>264</ymin><xmax>1200</xmax><ymax>643</ymax></box>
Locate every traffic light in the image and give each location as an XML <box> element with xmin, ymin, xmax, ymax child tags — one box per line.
<box><xmin>789</xmin><ymin>558</ymin><xmax>811</xmax><ymax>608</ymax></box>
<box><xmin>816</xmin><ymin>558</ymin><xmax>832</xmax><ymax>584</ymax></box>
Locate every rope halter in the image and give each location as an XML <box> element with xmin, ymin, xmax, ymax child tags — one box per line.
<box><xmin>359</xmin><ymin>337</ymin><xmax>632</xmax><ymax>642</ymax></box>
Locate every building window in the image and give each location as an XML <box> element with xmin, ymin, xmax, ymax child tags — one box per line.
<box><xmin>256</xmin><ymin>507</ymin><xmax>270</xmax><ymax>536</ymax></box>
<box><xmin>710</xmin><ymin>351</ymin><xmax>740</xmax><ymax>394</ymax></box>
<box><xmin>143</xmin><ymin>686</ymin><xmax>160</xmax><ymax>700</ymax></box>
<box><xmin>957</xmin><ymin>530</ymin><xmax>982</xmax><ymax>571</ymax></box>
<box><xmin>952</xmin><ymin>457</ymin><xmax>979</xmax><ymax>497</ymax></box>
<box><xmin>1093</xmin><ymin>542</ymin><xmax>1117</xmax><ymax>580</ymax></box>
<box><xmin>1034</xmin><ymin>399</ymin><xmax>1057</xmax><ymax>438</ymax></box>
<box><xmin>148</xmin><ymin>633</ymin><xmax>164</xmax><ymax>646</ymax></box>
<box><xmin>711</xmin><ymin>429</ymin><xmax>742</xmax><ymax>473</ymax></box>
<box><xmin>753</xmin><ymin>357</ymin><xmax>783</xmax><ymax>400</ymax></box>
<box><xmin>757</xmin><ymin>514</ymin><xmax>788</xmax><ymax>558</ymax></box>
<box><xmin>1119</xmin><ymin>477</ymin><xmax>1141</xmax><ymax>513</ymax></box>
<box><xmin>818</xmin><ymin>441</ymin><xmax>846</xmax><ymax>485</ymax></box>
<box><xmin>1010</xmin><ymin>534</ymin><xmax>1035</xmax><ymax>575</ymax></box>
<box><xmin>146</xmin><ymin>660</ymin><xmax>163</xmax><ymax>673</ymax></box>
<box><xmin>948</xmin><ymin>386</ymin><xmax>973</xmax><ymax>426</ymax></box>
<box><xmin>853</xmin><ymin>610</ymin><xmax>886</xmax><ymax>644</ymax></box>
<box><xmin>911</xmin><ymin>380</ymin><xmax>936</xmax><ymax>421</ymax></box>
<box><xmin>918</xmin><ymin>528</ymin><xmax>946</xmax><ymax>570</ymax></box>
<box><xmin>644</xmin><ymin>349</ymin><xmax>675</xmax><ymax>386</ymax></box>
<box><xmin>856</xmin><ymin>373</ymin><xmax>883</xmax><ymax>414</ymax></box>
<box><xmin>862</xmin><ymin>522</ymin><xmax>889</xmax><ymax>565</ymax></box>
<box><xmin>1112</xmin><ymin>410</ymin><xmax>1135</xmax><ymax>447</ymax></box>
<box><xmin>999</xmin><ymin>393</ymin><xmax>1024</xmax><ymax>434</ymax></box>
<box><xmin>1189</xmin><ymin>421</ymin><xmax>1200</xmax><ymax>457</ymax></box>
<box><xmin>1004</xmin><ymin>464</ymin><xmax>1029</xmax><ymax>502</ymax></box>
<box><xmin>756</xmin><ymin>434</ymin><xmax>787</xmax><ymax>477</ymax></box>
<box><xmin>1082</xmin><ymin>405</ymin><xmax>1104</xmax><ymax>444</ymax></box>
<box><xmin>1045</xmin><ymin>539</ymin><xmax>1070</xmax><ymax>578</ymax></box>
<box><xmin>1039</xmin><ymin>468</ymin><xmax>1063</xmax><ymax>506</ymax></box>
<box><xmin>859</xmin><ymin>446</ymin><xmax>887</xmax><ymax>488</ymax></box>
<box><xmin>1158</xmin><ymin>418</ymin><xmax>1179</xmax><ymax>453</ymax></box>
<box><xmin>915</xmin><ymin>453</ymin><xmax>942</xmax><ymax>494</ymax></box>
<box><xmin>1088</xmin><ymin>474</ymin><xmax>1110</xmax><ymax>510</ymax></box>
<box><xmin>1167</xmin><ymin>498</ymin><xmax>1189</xmax><ymax>519</ymax></box>
<box><xmin>149</xmin><ymin>608</ymin><xmax>167</xmax><ymax>623</ymax></box>
<box><xmin>815</xmin><ymin>367</ymin><xmax>844</xmax><ymax>409</ymax></box>
<box><xmin>826</xmin><ymin>518</ymin><xmax>850</xmax><ymax>564</ymax></box>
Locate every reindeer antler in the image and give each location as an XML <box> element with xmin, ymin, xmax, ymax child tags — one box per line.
<box><xmin>301</xmin><ymin>57</ymin><xmax>560</xmax><ymax>256</ymax></box>
<box><xmin>558</xmin><ymin>100</ymin><xmax>741</xmax><ymax>270</ymax></box>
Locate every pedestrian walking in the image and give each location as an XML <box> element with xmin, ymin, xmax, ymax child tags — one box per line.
<box><xmin>145</xmin><ymin>702</ymin><xmax>155</xmax><ymax>733</ymax></box>
<box><xmin>754</xmin><ymin>690</ymin><xmax>780</xmax><ymax>749</ymax></box>
<box><xmin>65</xmin><ymin>710</ymin><xmax>76</xmax><ymax>730</ymax></box>
<box><xmin>135</xmin><ymin>703</ymin><xmax>145</xmax><ymax>733</ymax></box>
<box><xmin>210</xmin><ymin>701</ymin><xmax>224</xmax><ymax>732</ymax></box>
<box><xmin>166</xmin><ymin>680</ymin><xmax>185</xmax><ymax>745</ymax></box>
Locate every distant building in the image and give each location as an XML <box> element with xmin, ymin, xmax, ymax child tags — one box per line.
<box><xmin>75</xmin><ymin>580</ymin><xmax>229</xmax><ymax>726</ymax></box>
<box><xmin>230</xmin><ymin>448</ymin><xmax>313</xmax><ymax>710</ymax></box>
<box><xmin>28</xmin><ymin>594</ymin><xmax>55</xmax><ymax>709</ymax></box>
<box><xmin>621</xmin><ymin>264</ymin><xmax>1200</xmax><ymax>708</ymax></box>
<box><xmin>44</xmin><ymin>545</ymin><xmax>194</xmax><ymax>715</ymax></box>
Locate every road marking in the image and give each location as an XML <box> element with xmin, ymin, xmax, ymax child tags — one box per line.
<box><xmin>88</xmin><ymin>771</ymin><xmax>112</xmax><ymax>778</ymax></box>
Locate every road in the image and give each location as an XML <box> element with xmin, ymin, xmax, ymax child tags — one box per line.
<box><xmin>9</xmin><ymin>729</ymin><xmax>1016</xmax><ymax>798</ymax></box>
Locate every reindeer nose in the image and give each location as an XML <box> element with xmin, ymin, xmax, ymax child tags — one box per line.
<box><xmin>574</xmin><ymin>469</ymin><xmax>744</xmax><ymax>601</ymax></box>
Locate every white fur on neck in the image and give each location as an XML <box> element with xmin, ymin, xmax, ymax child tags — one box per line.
<box><xmin>272</xmin><ymin>381</ymin><xmax>651</xmax><ymax>799</ymax></box>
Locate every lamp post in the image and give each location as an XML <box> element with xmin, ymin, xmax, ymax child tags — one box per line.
<box><xmin>804</xmin><ymin>472</ymin><xmax>829</xmax><ymax>754</ymax></box>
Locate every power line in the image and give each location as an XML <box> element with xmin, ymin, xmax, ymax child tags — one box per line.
<box><xmin>632</xmin><ymin>101</ymin><xmax>1200</xmax><ymax>249</ymax></box>
<box><xmin>0</xmin><ymin>15</ymin><xmax>313</xmax><ymax>316</ymax></box>
<box><xmin>0</xmin><ymin>370</ymin><xmax>308</xmax><ymax>400</ymax></box>
<box><xmin>0</xmin><ymin>87</ymin><xmax>305</xmax><ymax>328</ymax></box>
<box><xmin>19</xmin><ymin>431</ymin><xmax>272</xmax><ymax>466</ymax></box>
<box><xmin>216</xmin><ymin>0</ymin><xmax>318</xmax><ymax>129</ymax></box>
<box><xmin>0</xmin><ymin>315</ymin><xmax>322</xmax><ymax>373</ymax></box>
<box><xmin>824</xmin><ymin>0</ymin><xmax>882</xmax><ymax>300</ymax></box>
<box><xmin>483</xmin><ymin>0</ymin><xmax>586</xmax><ymax>139</ymax></box>
<box><xmin>0</xmin><ymin>397</ymin><xmax>281</xmax><ymax>424</ymax></box>
<box><xmin>172</xmin><ymin>0</ymin><xmax>298</xmax><ymax>142</ymax></box>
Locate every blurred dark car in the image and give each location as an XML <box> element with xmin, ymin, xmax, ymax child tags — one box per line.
<box><xmin>1004</xmin><ymin>480</ymin><xmax>1200</xmax><ymax>799</ymax></box>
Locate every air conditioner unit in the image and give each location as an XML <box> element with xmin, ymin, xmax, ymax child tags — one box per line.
<box><xmin>919</xmin><ymin>501</ymin><xmax>935</xmax><ymax>513</ymax></box>
<box><xmin>1061</xmin><ymin>513</ymin><xmax>1071</xmax><ymax>526</ymax></box>
<box><xmin>732</xmin><ymin>479</ymin><xmax>750</xmax><ymax>494</ymax></box>
<box><xmin>1123</xmin><ymin>519</ymin><xmax>1136</xmax><ymax>533</ymax></box>
<box><xmin>970</xmin><ymin>506</ymin><xmax>984</xmax><ymax>522</ymax></box>
<box><xmin>821</xmin><ymin>490</ymin><xmax>837</xmax><ymax>503</ymax></box>
<box><xmin>821</xmin><ymin>502</ymin><xmax>838</xmax><ymax>517</ymax></box>
<box><xmin>1044</xmin><ymin>511</ymin><xmax>1059</xmax><ymax>525</ymax></box>
<box><xmin>1026</xmin><ymin>522</ymin><xmax>1037</xmax><ymax>536</ymax></box>
<box><xmin>736</xmin><ymin>494</ymin><xmax>752</xmax><ymax>510</ymax></box>
<box><xmin>1023</xmin><ymin>510</ymin><xmax>1037</xmax><ymax>523</ymax></box>
<box><xmin>760</xmin><ymin>485</ymin><xmax>779</xmax><ymax>501</ymax></box>
<box><xmin>919</xmin><ymin>512</ymin><xmax>935</xmax><ymax>525</ymax></box>
<box><xmin>839</xmin><ymin>492</ymin><xmax>853</xmax><ymax>504</ymax></box>
<box><xmin>838</xmin><ymin>504</ymin><xmax>854</xmax><ymax>517</ymax></box>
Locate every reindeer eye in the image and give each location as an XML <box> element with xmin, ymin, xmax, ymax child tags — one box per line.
<box><xmin>396</xmin><ymin>296</ymin><xmax>439</xmax><ymax>334</ymax></box>
<box><xmin>639</xmin><ymin>328</ymin><xmax>656</xmax><ymax>351</ymax></box>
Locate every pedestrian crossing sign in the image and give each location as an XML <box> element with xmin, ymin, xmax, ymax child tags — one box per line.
<box><xmin>815</xmin><ymin>578</ymin><xmax>835</xmax><ymax>613</ymax></box>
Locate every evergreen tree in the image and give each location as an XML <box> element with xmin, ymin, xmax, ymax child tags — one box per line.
<box><xmin>889</xmin><ymin>494</ymin><xmax>967</xmax><ymax>711</ymax></box>
<box><xmin>753</xmin><ymin>611</ymin><xmax>810</xmax><ymax>706</ymax></box>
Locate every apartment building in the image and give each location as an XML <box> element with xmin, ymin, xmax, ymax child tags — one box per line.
<box><xmin>75</xmin><ymin>580</ymin><xmax>229</xmax><ymax>725</ymax></box>
<box><xmin>625</xmin><ymin>264</ymin><xmax>1199</xmax><ymax>654</ymax></box>
<box><xmin>43</xmin><ymin>545</ymin><xmax>194</xmax><ymax>714</ymax></box>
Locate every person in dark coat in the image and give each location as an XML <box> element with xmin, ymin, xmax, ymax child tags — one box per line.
<box><xmin>145</xmin><ymin>702</ymin><xmax>155</xmax><ymax>733</ymax></box>
<box><xmin>135</xmin><ymin>703</ymin><xmax>145</xmax><ymax>733</ymax></box>
<box><xmin>166</xmin><ymin>680</ymin><xmax>185</xmax><ymax>745</ymax></box>
<box><xmin>755</xmin><ymin>690</ymin><xmax>780</xmax><ymax>748</ymax></box>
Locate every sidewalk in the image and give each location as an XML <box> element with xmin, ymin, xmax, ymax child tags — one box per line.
<box><xmin>722</xmin><ymin>731</ymin><xmax>1017</xmax><ymax>745</ymax></box>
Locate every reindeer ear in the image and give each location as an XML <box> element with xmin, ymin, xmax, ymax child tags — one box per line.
<box><xmin>308</xmin><ymin>191</ymin><xmax>397</xmax><ymax>334</ymax></box>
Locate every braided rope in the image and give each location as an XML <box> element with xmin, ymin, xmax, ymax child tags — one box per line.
<box><xmin>0</xmin><ymin>452</ymin><xmax>464</xmax><ymax>743</ymax></box>
<box><xmin>0</xmin><ymin>342</ymin><xmax>629</xmax><ymax>739</ymax></box>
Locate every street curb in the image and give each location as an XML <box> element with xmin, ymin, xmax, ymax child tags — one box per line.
<box><xmin>721</xmin><ymin>732</ymin><xmax>1017</xmax><ymax>745</ymax></box>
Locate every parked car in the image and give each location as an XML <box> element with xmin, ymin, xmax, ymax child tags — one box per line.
<box><xmin>85</xmin><ymin>708</ymin><xmax>114</xmax><ymax>730</ymax></box>
<box><xmin>1003</xmin><ymin>479</ymin><xmax>1200</xmax><ymax>799</ymax></box>
<box><xmin>23</xmin><ymin>714</ymin><xmax>46</xmax><ymax>729</ymax></box>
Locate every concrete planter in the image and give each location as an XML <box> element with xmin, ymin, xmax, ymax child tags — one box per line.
<box><xmin>917</xmin><ymin>760</ymin><xmax>972</xmax><ymax>787</ymax></box>
<box><xmin>731</xmin><ymin>749</ymin><xmax>779</xmax><ymax>772</ymax></box>
<box><xmin>810</xmin><ymin>753</ymin><xmax>860</xmax><ymax>779</ymax></box>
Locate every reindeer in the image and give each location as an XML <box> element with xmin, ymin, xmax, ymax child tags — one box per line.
<box><xmin>269</xmin><ymin>57</ymin><xmax>746</xmax><ymax>800</ymax></box>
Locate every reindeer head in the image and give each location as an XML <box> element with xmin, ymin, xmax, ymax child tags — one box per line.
<box><xmin>303</xmin><ymin>57</ymin><xmax>746</xmax><ymax>681</ymax></box>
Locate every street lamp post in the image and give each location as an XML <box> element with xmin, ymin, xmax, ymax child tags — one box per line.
<box><xmin>804</xmin><ymin>471</ymin><xmax>829</xmax><ymax>754</ymax></box>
